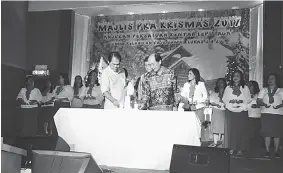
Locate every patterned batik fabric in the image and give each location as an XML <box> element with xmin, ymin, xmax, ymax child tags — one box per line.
<box><xmin>139</xmin><ymin>66</ymin><xmax>179</xmax><ymax>111</ymax></box>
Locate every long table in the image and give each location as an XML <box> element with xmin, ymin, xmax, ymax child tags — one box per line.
<box><xmin>54</xmin><ymin>108</ymin><xmax>201</xmax><ymax>170</ymax></box>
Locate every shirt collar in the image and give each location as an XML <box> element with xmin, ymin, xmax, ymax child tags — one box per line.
<box><xmin>154</xmin><ymin>66</ymin><xmax>166</xmax><ymax>76</ymax></box>
<box><xmin>107</xmin><ymin>66</ymin><xmax>123</xmax><ymax>74</ymax></box>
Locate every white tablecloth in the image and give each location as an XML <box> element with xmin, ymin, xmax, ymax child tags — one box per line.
<box><xmin>54</xmin><ymin>108</ymin><xmax>201</xmax><ymax>170</ymax></box>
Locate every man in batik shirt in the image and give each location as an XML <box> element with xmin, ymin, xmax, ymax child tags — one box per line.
<box><xmin>139</xmin><ymin>53</ymin><xmax>179</xmax><ymax>111</ymax></box>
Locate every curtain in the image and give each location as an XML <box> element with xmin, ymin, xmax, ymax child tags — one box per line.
<box><xmin>249</xmin><ymin>4</ymin><xmax>263</xmax><ymax>88</ymax></box>
<box><xmin>70</xmin><ymin>13</ymin><xmax>90</xmax><ymax>85</ymax></box>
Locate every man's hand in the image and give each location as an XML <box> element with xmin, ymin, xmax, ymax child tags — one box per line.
<box><xmin>265</xmin><ymin>104</ymin><xmax>271</xmax><ymax>108</ymax></box>
<box><xmin>113</xmin><ymin>99</ymin><xmax>120</xmax><ymax>108</ymax></box>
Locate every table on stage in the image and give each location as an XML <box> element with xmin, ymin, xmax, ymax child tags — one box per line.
<box><xmin>54</xmin><ymin>108</ymin><xmax>201</xmax><ymax>171</ymax></box>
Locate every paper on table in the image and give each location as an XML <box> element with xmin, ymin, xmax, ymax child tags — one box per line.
<box><xmin>20</xmin><ymin>104</ymin><xmax>38</xmax><ymax>109</ymax></box>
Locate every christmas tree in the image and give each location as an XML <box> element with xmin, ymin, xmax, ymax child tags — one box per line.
<box><xmin>225</xmin><ymin>33</ymin><xmax>245</xmax><ymax>83</ymax></box>
<box><xmin>225</xmin><ymin>57</ymin><xmax>239</xmax><ymax>83</ymax></box>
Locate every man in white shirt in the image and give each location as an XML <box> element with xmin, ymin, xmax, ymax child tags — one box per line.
<box><xmin>101</xmin><ymin>52</ymin><xmax>126</xmax><ymax>109</ymax></box>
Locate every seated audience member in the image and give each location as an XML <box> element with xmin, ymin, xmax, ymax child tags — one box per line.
<box><xmin>81</xmin><ymin>69</ymin><xmax>104</xmax><ymax>109</ymax></box>
<box><xmin>209</xmin><ymin>78</ymin><xmax>227</xmax><ymax>147</ymax></box>
<box><xmin>71</xmin><ymin>75</ymin><xmax>84</xmax><ymax>108</ymax></box>
<box><xmin>16</xmin><ymin>75</ymin><xmax>42</xmax><ymax>108</ymax></box>
<box><xmin>247</xmin><ymin>80</ymin><xmax>262</xmax><ymax>151</ymax></box>
<box><xmin>223</xmin><ymin>70</ymin><xmax>251</xmax><ymax>156</ymax></box>
<box><xmin>41</xmin><ymin>78</ymin><xmax>55</xmax><ymax>135</ymax></box>
<box><xmin>53</xmin><ymin>73</ymin><xmax>73</xmax><ymax>108</ymax></box>
<box><xmin>257</xmin><ymin>73</ymin><xmax>283</xmax><ymax>158</ymax></box>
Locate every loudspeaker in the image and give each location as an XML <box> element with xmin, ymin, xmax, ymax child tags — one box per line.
<box><xmin>230</xmin><ymin>156</ymin><xmax>283</xmax><ymax>173</ymax></box>
<box><xmin>169</xmin><ymin>144</ymin><xmax>230</xmax><ymax>173</ymax></box>
<box><xmin>32</xmin><ymin>150</ymin><xmax>103</xmax><ymax>173</ymax></box>
<box><xmin>15</xmin><ymin>136</ymin><xmax>70</xmax><ymax>168</ymax></box>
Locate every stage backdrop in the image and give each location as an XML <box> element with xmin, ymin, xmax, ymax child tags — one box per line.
<box><xmin>89</xmin><ymin>8</ymin><xmax>250</xmax><ymax>91</ymax></box>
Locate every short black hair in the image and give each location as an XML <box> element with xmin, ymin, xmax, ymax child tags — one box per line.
<box><xmin>108</xmin><ymin>52</ymin><xmax>121</xmax><ymax>63</ymax></box>
<box><xmin>188</xmin><ymin>68</ymin><xmax>201</xmax><ymax>85</ymax></box>
<box><xmin>153</xmin><ymin>53</ymin><xmax>162</xmax><ymax>62</ymax></box>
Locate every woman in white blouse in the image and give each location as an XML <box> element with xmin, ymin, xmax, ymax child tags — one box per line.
<box><xmin>181</xmin><ymin>68</ymin><xmax>208</xmax><ymax>122</ymax></box>
<box><xmin>81</xmin><ymin>69</ymin><xmax>104</xmax><ymax>109</ymax></box>
<box><xmin>53</xmin><ymin>73</ymin><xmax>73</xmax><ymax>108</ymax></box>
<box><xmin>257</xmin><ymin>73</ymin><xmax>283</xmax><ymax>158</ymax></box>
<box><xmin>223</xmin><ymin>70</ymin><xmax>251</xmax><ymax>155</ymax></box>
<box><xmin>16</xmin><ymin>76</ymin><xmax>42</xmax><ymax>137</ymax></box>
<box><xmin>41</xmin><ymin>79</ymin><xmax>54</xmax><ymax>105</ymax></box>
<box><xmin>16</xmin><ymin>75</ymin><xmax>42</xmax><ymax>108</ymax></box>
<box><xmin>71</xmin><ymin>75</ymin><xmax>84</xmax><ymax>108</ymax></box>
<box><xmin>209</xmin><ymin>78</ymin><xmax>227</xmax><ymax>147</ymax></box>
<box><xmin>247</xmin><ymin>80</ymin><xmax>261</xmax><ymax>151</ymax></box>
<box><xmin>40</xmin><ymin>78</ymin><xmax>55</xmax><ymax>135</ymax></box>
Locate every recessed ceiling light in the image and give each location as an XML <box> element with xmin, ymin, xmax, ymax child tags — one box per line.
<box><xmin>197</xmin><ymin>9</ymin><xmax>205</xmax><ymax>11</ymax></box>
<box><xmin>128</xmin><ymin>12</ymin><xmax>134</xmax><ymax>15</ymax></box>
<box><xmin>98</xmin><ymin>14</ymin><xmax>104</xmax><ymax>16</ymax></box>
<box><xmin>161</xmin><ymin>10</ymin><xmax>167</xmax><ymax>13</ymax></box>
<box><xmin>232</xmin><ymin>6</ymin><xmax>239</xmax><ymax>9</ymax></box>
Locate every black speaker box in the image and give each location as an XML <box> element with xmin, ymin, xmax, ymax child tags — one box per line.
<box><xmin>230</xmin><ymin>156</ymin><xmax>283</xmax><ymax>173</ymax></box>
<box><xmin>15</xmin><ymin>136</ymin><xmax>70</xmax><ymax>168</ymax></box>
<box><xmin>170</xmin><ymin>144</ymin><xmax>230</xmax><ymax>173</ymax></box>
<box><xmin>32</xmin><ymin>150</ymin><xmax>103</xmax><ymax>173</ymax></box>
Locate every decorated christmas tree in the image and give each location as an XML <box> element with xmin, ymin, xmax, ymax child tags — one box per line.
<box><xmin>225</xmin><ymin>56</ymin><xmax>239</xmax><ymax>83</ymax></box>
<box><xmin>225</xmin><ymin>33</ymin><xmax>246</xmax><ymax>83</ymax></box>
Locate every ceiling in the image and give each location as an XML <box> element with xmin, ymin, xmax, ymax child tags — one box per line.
<box><xmin>73</xmin><ymin>1</ymin><xmax>263</xmax><ymax>17</ymax></box>
<box><xmin>29</xmin><ymin>1</ymin><xmax>263</xmax><ymax>16</ymax></box>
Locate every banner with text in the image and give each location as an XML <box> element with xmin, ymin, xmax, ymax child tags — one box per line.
<box><xmin>89</xmin><ymin>9</ymin><xmax>250</xmax><ymax>91</ymax></box>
